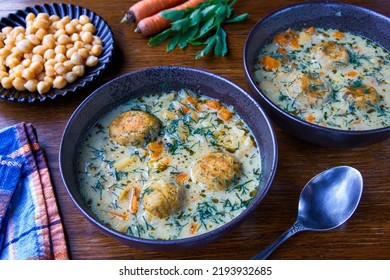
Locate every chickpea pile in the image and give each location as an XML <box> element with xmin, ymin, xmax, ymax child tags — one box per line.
<box><xmin>0</xmin><ymin>13</ymin><xmax>103</xmax><ymax>95</ymax></box>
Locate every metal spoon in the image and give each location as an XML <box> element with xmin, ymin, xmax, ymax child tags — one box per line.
<box><xmin>252</xmin><ymin>166</ymin><xmax>363</xmax><ymax>260</ymax></box>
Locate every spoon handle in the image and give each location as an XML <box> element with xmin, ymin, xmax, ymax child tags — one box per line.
<box><xmin>251</xmin><ymin>220</ymin><xmax>305</xmax><ymax>260</ymax></box>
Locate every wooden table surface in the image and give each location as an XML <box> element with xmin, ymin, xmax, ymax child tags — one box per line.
<box><xmin>0</xmin><ymin>0</ymin><xmax>389</xmax><ymax>260</ymax></box>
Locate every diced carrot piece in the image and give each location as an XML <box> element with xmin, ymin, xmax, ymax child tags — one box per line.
<box><xmin>277</xmin><ymin>47</ymin><xmax>287</xmax><ymax>54</ymax></box>
<box><xmin>148</xmin><ymin>140</ymin><xmax>164</xmax><ymax>159</ymax></box>
<box><xmin>205</xmin><ymin>100</ymin><xmax>221</xmax><ymax>110</ymax></box>
<box><xmin>218</xmin><ymin>107</ymin><xmax>233</xmax><ymax>122</ymax></box>
<box><xmin>195</xmin><ymin>104</ymin><xmax>204</xmax><ymax>112</ymax></box>
<box><xmin>186</xmin><ymin>95</ymin><xmax>197</xmax><ymax>106</ymax></box>
<box><xmin>130</xmin><ymin>186</ymin><xmax>140</xmax><ymax>214</ymax></box>
<box><xmin>306</xmin><ymin>26</ymin><xmax>315</xmax><ymax>34</ymax></box>
<box><xmin>306</xmin><ymin>115</ymin><xmax>315</xmax><ymax>122</ymax></box>
<box><xmin>344</xmin><ymin>71</ymin><xmax>358</xmax><ymax>77</ymax></box>
<box><xmin>290</xmin><ymin>38</ymin><xmax>300</xmax><ymax>49</ymax></box>
<box><xmin>350</xmin><ymin>120</ymin><xmax>361</xmax><ymax>126</ymax></box>
<box><xmin>176</xmin><ymin>173</ymin><xmax>189</xmax><ymax>184</ymax></box>
<box><xmin>107</xmin><ymin>211</ymin><xmax>128</xmax><ymax>220</ymax></box>
<box><xmin>262</xmin><ymin>56</ymin><xmax>281</xmax><ymax>71</ymax></box>
<box><xmin>333</xmin><ymin>31</ymin><xmax>345</xmax><ymax>39</ymax></box>
<box><xmin>181</xmin><ymin>106</ymin><xmax>191</xmax><ymax>114</ymax></box>
<box><xmin>189</xmin><ymin>222</ymin><xmax>198</xmax><ymax>235</ymax></box>
<box><xmin>273</xmin><ymin>34</ymin><xmax>288</xmax><ymax>47</ymax></box>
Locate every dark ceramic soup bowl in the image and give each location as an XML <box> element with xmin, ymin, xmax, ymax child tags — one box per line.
<box><xmin>244</xmin><ymin>1</ymin><xmax>390</xmax><ymax>148</ymax></box>
<box><xmin>59</xmin><ymin>66</ymin><xmax>278</xmax><ymax>251</ymax></box>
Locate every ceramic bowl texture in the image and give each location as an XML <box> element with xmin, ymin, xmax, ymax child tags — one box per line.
<box><xmin>60</xmin><ymin>66</ymin><xmax>278</xmax><ymax>251</ymax></box>
<box><xmin>243</xmin><ymin>1</ymin><xmax>390</xmax><ymax>148</ymax></box>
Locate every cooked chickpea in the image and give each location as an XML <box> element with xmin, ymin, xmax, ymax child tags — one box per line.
<box><xmin>70</xmin><ymin>19</ymin><xmax>80</xmax><ymax>26</ymax></box>
<box><xmin>81</xmin><ymin>31</ymin><xmax>93</xmax><ymax>44</ymax></box>
<box><xmin>3</xmin><ymin>38</ymin><xmax>16</xmax><ymax>48</ymax></box>
<box><xmin>86</xmin><ymin>55</ymin><xmax>98</xmax><ymax>67</ymax></box>
<box><xmin>55</xmin><ymin>53</ymin><xmax>67</xmax><ymax>63</ymax></box>
<box><xmin>37</xmin><ymin>81</ymin><xmax>50</xmax><ymax>94</ymax></box>
<box><xmin>25</xmin><ymin>34</ymin><xmax>41</xmax><ymax>45</ymax></box>
<box><xmin>82</xmin><ymin>23</ymin><xmax>95</xmax><ymax>33</ymax></box>
<box><xmin>11</xmin><ymin>47</ymin><xmax>24</xmax><ymax>58</ymax></box>
<box><xmin>2</xmin><ymin>27</ymin><xmax>13</xmax><ymax>34</ymax></box>
<box><xmin>43</xmin><ymin>48</ymin><xmax>56</xmax><ymax>60</ymax></box>
<box><xmin>36</xmin><ymin>13</ymin><xmax>49</xmax><ymax>21</ymax></box>
<box><xmin>22</xmin><ymin>68</ymin><xmax>35</xmax><ymax>80</ymax></box>
<box><xmin>70</xmin><ymin>52</ymin><xmax>83</xmax><ymax>65</ymax></box>
<box><xmin>31</xmin><ymin>54</ymin><xmax>44</xmax><ymax>64</ymax></box>
<box><xmin>44</xmin><ymin>58</ymin><xmax>56</xmax><ymax>67</ymax></box>
<box><xmin>79</xmin><ymin>15</ymin><xmax>91</xmax><ymax>25</ymax></box>
<box><xmin>25</xmin><ymin>26</ymin><xmax>38</xmax><ymax>35</ymax></box>
<box><xmin>75</xmin><ymin>24</ymin><xmax>83</xmax><ymax>32</ymax></box>
<box><xmin>73</xmin><ymin>41</ymin><xmax>84</xmax><ymax>49</ymax></box>
<box><xmin>12</xmin><ymin>77</ymin><xmax>26</xmax><ymax>91</ymax></box>
<box><xmin>60</xmin><ymin>16</ymin><xmax>71</xmax><ymax>25</ymax></box>
<box><xmin>49</xmin><ymin>15</ymin><xmax>61</xmax><ymax>22</ymax></box>
<box><xmin>0</xmin><ymin>47</ymin><xmax>11</xmax><ymax>58</ymax></box>
<box><xmin>91</xmin><ymin>45</ymin><xmax>103</xmax><ymax>57</ymax></box>
<box><xmin>26</xmin><ymin>13</ymin><xmax>36</xmax><ymax>22</ymax></box>
<box><xmin>65</xmin><ymin>47</ymin><xmax>77</xmax><ymax>59</ymax></box>
<box><xmin>51</xmin><ymin>21</ymin><xmax>64</xmax><ymax>30</ymax></box>
<box><xmin>42</xmin><ymin>34</ymin><xmax>56</xmax><ymax>49</ymax></box>
<box><xmin>0</xmin><ymin>71</ymin><xmax>9</xmax><ymax>80</ymax></box>
<box><xmin>54</xmin><ymin>45</ymin><xmax>66</xmax><ymax>55</ymax></box>
<box><xmin>63</xmin><ymin>60</ymin><xmax>74</xmax><ymax>71</ymax></box>
<box><xmin>33</xmin><ymin>18</ymin><xmax>49</xmax><ymax>29</ymax></box>
<box><xmin>16</xmin><ymin>39</ymin><xmax>33</xmax><ymax>53</ymax></box>
<box><xmin>24</xmin><ymin>79</ymin><xmax>38</xmax><ymax>92</ymax></box>
<box><xmin>1</xmin><ymin>76</ymin><xmax>13</xmax><ymax>89</ymax></box>
<box><xmin>70</xmin><ymin>33</ymin><xmax>80</xmax><ymax>43</ymax></box>
<box><xmin>15</xmin><ymin>33</ymin><xmax>25</xmax><ymax>42</ymax></box>
<box><xmin>54</xmin><ymin>62</ymin><xmax>67</xmax><ymax>75</ymax></box>
<box><xmin>13</xmin><ymin>69</ymin><xmax>23</xmax><ymax>79</ymax></box>
<box><xmin>57</xmin><ymin>34</ymin><xmax>71</xmax><ymax>45</ymax></box>
<box><xmin>84</xmin><ymin>43</ymin><xmax>92</xmax><ymax>51</ymax></box>
<box><xmin>45</xmin><ymin>65</ymin><xmax>55</xmax><ymax>77</ymax></box>
<box><xmin>6</xmin><ymin>56</ymin><xmax>20</xmax><ymax>68</ymax></box>
<box><xmin>65</xmin><ymin>23</ymin><xmax>76</xmax><ymax>35</ymax></box>
<box><xmin>78</xmin><ymin>48</ymin><xmax>89</xmax><ymax>59</ymax></box>
<box><xmin>21</xmin><ymin>58</ymin><xmax>32</xmax><ymax>68</ymax></box>
<box><xmin>32</xmin><ymin>45</ymin><xmax>47</xmax><ymax>56</ymax></box>
<box><xmin>72</xmin><ymin>65</ymin><xmax>85</xmax><ymax>77</ymax></box>
<box><xmin>43</xmin><ymin>76</ymin><xmax>54</xmax><ymax>86</ymax></box>
<box><xmin>29</xmin><ymin>61</ymin><xmax>43</xmax><ymax>74</ymax></box>
<box><xmin>64</xmin><ymin>71</ymin><xmax>77</xmax><ymax>83</ymax></box>
<box><xmin>53</xmin><ymin>75</ymin><xmax>67</xmax><ymax>89</ymax></box>
<box><xmin>36</xmin><ymin>28</ymin><xmax>48</xmax><ymax>40</ymax></box>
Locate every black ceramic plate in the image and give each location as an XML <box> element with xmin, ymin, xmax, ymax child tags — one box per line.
<box><xmin>0</xmin><ymin>3</ymin><xmax>115</xmax><ymax>102</ymax></box>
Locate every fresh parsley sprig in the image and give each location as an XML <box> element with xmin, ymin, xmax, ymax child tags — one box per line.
<box><xmin>148</xmin><ymin>0</ymin><xmax>248</xmax><ymax>59</ymax></box>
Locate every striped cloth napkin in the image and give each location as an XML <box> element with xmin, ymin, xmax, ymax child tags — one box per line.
<box><xmin>0</xmin><ymin>122</ymin><xmax>68</xmax><ymax>260</ymax></box>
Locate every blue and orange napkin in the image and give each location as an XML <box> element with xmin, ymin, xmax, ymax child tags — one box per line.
<box><xmin>0</xmin><ymin>122</ymin><xmax>68</xmax><ymax>260</ymax></box>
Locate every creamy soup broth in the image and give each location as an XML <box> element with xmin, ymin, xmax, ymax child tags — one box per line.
<box><xmin>77</xmin><ymin>89</ymin><xmax>261</xmax><ymax>240</ymax></box>
<box><xmin>254</xmin><ymin>27</ymin><xmax>390</xmax><ymax>130</ymax></box>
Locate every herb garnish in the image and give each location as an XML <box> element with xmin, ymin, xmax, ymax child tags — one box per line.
<box><xmin>149</xmin><ymin>0</ymin><xmax>249</xmax><ymax>59</ymax></box>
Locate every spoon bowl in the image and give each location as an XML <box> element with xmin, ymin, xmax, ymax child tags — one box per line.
<box><xmin>252</xmin><ymin>166</ymin><xmax>363</xmax><ymax>259</ymax></box>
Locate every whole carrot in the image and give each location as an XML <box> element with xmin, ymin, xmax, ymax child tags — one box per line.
<box><xmin>135</xmin><ymin>0</ymin><xmax>207</xmax><ymax>36</ymax></box>
<box><xmin>121</xmin><ymin>0</ymin><xmax>186</xmax><ymax>24</ymax></box>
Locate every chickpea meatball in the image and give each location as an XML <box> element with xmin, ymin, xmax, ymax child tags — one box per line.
<box><xmin>340</xmin><ymin>82</ymin><xmax>380</xmax><ymax>109</ymax></box>
<box><xmin>311</xmin><ymin>41</ymin><xmax>350</xmax><ymax>69</ymax></box>
<box><xmin>286</xmin><ymin>71</ymin><xmax>332</xmax><ymax>108</ymax></box>
<box><xmin>191</xmin><ymin>152</ymin><xmax>242</xmax><ymax>191</ymax></box>
<box><xmin>142</xmin><ymin>179</ymin><xmax>182</xmax><ymax>218</ymax></box>
<box><xmin>109</xmin><ymin>110</ymin><xmax>161</xmax><ymax>147</ymax></box>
